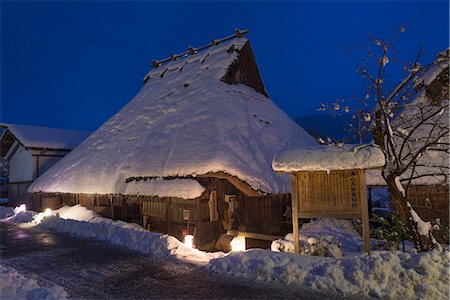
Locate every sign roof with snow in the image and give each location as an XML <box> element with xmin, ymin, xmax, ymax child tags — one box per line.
<box><xmin>29</xmin><ymin>32</ymin><xmax>317</xmax><ymax>198</ymax></box>
<box><xmin>272</xmin><ymin>144</ymin><xmax>386</xmax><ymax>172</ymax></box>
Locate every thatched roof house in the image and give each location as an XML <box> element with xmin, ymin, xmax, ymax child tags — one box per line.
<box><xmin>28</xmin><ymin>31</ymin><xmax>317</xmax><ymax>249</ymax></box>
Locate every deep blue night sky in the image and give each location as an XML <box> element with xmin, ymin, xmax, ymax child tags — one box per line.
<box><xmin>1</xmin><ymin>1</ymin><xmax>448</xmax><ymax>131</ymax></box>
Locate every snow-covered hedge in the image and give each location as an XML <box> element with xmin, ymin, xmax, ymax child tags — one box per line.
<box><xmin>0</xmin><ymin>264</ymin><xmax>68</xmax><ymax>300</ymax></box>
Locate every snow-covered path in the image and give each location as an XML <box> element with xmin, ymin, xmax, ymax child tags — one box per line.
<box><xmin>0</xmin><ymin>222</ymin><xmax>349</xmax><ymax>299</ymax></box>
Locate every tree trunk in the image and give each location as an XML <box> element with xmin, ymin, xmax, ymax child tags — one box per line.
<box><xmin>385</xmin><ymin>177</ymin><xmax>431</xmax><ymax>251</ymax></box>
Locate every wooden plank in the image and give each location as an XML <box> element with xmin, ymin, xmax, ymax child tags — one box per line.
<box><xmin>196</xmin><ymin>198</ymin><xmax>202</xmax><ymax>235</ymax></box>
<box><xmin>166</xmin><ymin>198</ymin><xmax>171</xmax><ymax>230</ymax></box>
<box><xmin>359</xmin><ymin>170</ymin><xmax>370</xmax><ymax>255</ymax></box>
<box><xmin>291</xmin><ymin>173</ymin><xmax>300</xmax><ymax>254</ymax></box>
<box><xmin>298</xmin><ymin>212</ymin><xmax>362</xmax><ymax>218</ymax></box>
<box><xmin>297</xmin><ymin>170</ymin><xmax>362</xmax><ymax>215</ymax></box>
<box><xmin>227</xmin><ymin>230</ymin><xmax>282</xmax><ymax>241</ymax></box>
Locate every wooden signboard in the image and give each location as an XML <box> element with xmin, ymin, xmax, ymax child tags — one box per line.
<box><xmin>291</xmin><ymin>169</ymin><xmax>370</xmax><ymax>255</ymax></box>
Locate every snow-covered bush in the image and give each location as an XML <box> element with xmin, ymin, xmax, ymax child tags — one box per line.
<box><xmin>371</xmin><ymin>213</ymin><xmax>410</xmax><ymax>251</ymax></box>
<box><xmin>432</xmin><ymin>220</ymin><xmax>449</xmax><ymax>245</ymax></box>
<box><xmin>272</xmin><ymin>235</ymin><xmax>343</xmax><ymax>258</ymax></box>
<box><xmin>271</xmin><ymin>218</ymin><xmax>361</xmax><ymax>258</ymax></box>
<box><xmin>302</xmin><ymin>237</ymin><xmax>342</xmax><ymax>258</ymax></box>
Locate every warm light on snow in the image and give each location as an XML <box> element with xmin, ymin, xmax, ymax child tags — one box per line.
<box><xmin>230</xmin><ymin>236</ymin><xmax>246</xmax><ymax>252</ymax></box>
<box><xmin>13</xmin><ymin>204</ymin><xmax>26</xmax><ymax>214</ymax></box>
<box><xmin>184</xmin><ymin>234</ymin><xmax>194</xmax><ymax>248</ymax></box>
<box><xmin>44</xmin><ymin>208</ymin><xmax>52</xmax><ymax>217</ymax></box>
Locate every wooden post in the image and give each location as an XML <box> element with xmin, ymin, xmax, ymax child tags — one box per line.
<box><xmin>196</xmin><ymin>197</ymin><xmax>202</xmax><ymax>244</ymax></box>
<box><xmin>359</xmin><ymin>170</ymin><xmax>371</xmax><ymax>255</ymax></box>
<box><xmin>291</xmin><ymin>173</ymin><xmax>300</xmax><ymax>254</ymax></box>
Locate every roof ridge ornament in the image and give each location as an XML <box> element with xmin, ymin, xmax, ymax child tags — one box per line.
<box><xmin>150</xmin><ymin>29</ymin><xmax>249</xmax><ymax>69</ymax></box>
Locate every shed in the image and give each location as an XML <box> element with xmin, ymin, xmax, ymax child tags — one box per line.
<box><xmin>0</xmin><ymin>123</ymin><xmax>91</xmax><ymax>205</ymax></box>
<box><xmin>28</xmin><ymin>31</ymin><xmax>318</xmax><ymax>250</ymax></box>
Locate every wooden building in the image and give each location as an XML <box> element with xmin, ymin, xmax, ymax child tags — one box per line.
<box><xmin>0</xmin><ymin>123</ymin><xmax>90</xmax><ymax>206</ymax></box>
<box><xmin>28</xmin><ymin>30</ymin><xmax>318</xmax><ymax>250</ymax></box>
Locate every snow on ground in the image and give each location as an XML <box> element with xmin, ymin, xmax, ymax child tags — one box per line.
<box><xmin>0</xmin><ymin>264</ymin><xmax>68</xmax><ymax>300</ymax></box>
<box><xmin>1</xmin><ymin>205</ymin><xmax>448</xmax><ymax>299</ymax></box>
<box><xmin>271</xmin><ymin>218</ymin><xmax>364</xmax><ymax>256</ymax></box>
<box><xmin>0</xmin><ymin>205</ymin><xmax>222</xmax><ymax>264</ymax></box>
<box><xmin>208</xmin><ymin>249</ymin><xmax>449</xmax><ymax>299</ymax></box>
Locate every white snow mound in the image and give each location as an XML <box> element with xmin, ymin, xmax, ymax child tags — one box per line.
<box><xmin>208</xmin><ymin>249</ymin><xmax>450</xmax><ymax>299</ymax></box>
<box><xmin>0</xmin><ymin>264</ymin><xmax>68</xmax><ymax>300</ymax></box>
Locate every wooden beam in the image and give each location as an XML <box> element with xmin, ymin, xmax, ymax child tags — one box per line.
<box><xmin>198</xmin><ymin>172</ymin><xmax>260</xmax><ymax>197</ymax></box>
<box><xmin>298</xmin><ymin>212</ymin><xmax>362</xmax><ymax>218</ymax></box>
<box><xmin>359</xmin><ymin>170</ymin><xmax>371</xmax><ymax>255</ymax></box>
<box><xmin>227</xmin><ymin>230</ymin><xmax>282</xmax><ymax>241</ymax></box>
<box><xmin>291</xmin><ymin>173</ymin><xmax>300</xmax><ymax>254</ymax></box>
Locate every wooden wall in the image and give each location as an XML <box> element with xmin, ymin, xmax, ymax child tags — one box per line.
<box><xmin>8</xmin><ymin>181</ymin><xmax>33</xmax><ymax>206</ymax></box>
<box><xmin>407</xmin><ymin>185</ymin><xmax>449</xmax><ymax>225</ymax></box>
<box><xmin>29</xmin><ymin>177</ymin><xmax>288</xmax><ymax>251</ymax></box>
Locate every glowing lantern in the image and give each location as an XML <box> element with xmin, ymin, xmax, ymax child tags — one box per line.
<box><xmin>13</xmin><ymin>204</ymin><xmax>26</xmax><ymax>214</ymax></box>
<box><xmin>43</xmin><ymin>208</ymin><xmax>52</xmax><ymax>217</ymax></box>
<box><xmin>230</xmin><ymin>235</ymin><xmax>246</xmax><ymax>252</ymax></box>
<box><xmin>184</xmin><ymin>234</ymin><xmax>194</xmax><ymax>248</ymax></box>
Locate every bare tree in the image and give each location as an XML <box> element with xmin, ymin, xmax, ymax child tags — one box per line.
<box><xmin>325</xmin><ymin>30</ymin><xmax>449</xmax><ymax>251</ymax></box>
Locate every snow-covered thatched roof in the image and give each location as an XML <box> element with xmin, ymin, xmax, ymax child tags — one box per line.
<box><xmin>29</xmin><ymin>36</ymin><xmax>317</xmax><ymax>198</ymax></box>
<box><xmin>0</xmin><ymin>123</ymin><xmax>91</xmax><ymax>155</ymax></box>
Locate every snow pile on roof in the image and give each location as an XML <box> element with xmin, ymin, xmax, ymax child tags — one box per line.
<box><xmin>1</xmin><ymin>123</ymin><xmax>91</xmax><ymax>150</ymax></box>
<box><xmin>0</xmin><ymin>264</ymin><xmax>68</xmax><ymax>300</ymax></box>
<box><xmin>123</xmin><ymin>178</ymin><xmax>205</xmax><ymax>198</ymax></box>
<box><xmin>29</xmin><ymin>37</ymin><xmax>316</xmax><ymax>196</ymax></box>
<box><xmin>208</xmin><ymin>249</ymin><xmax>449</xmax><ymax>299</ymax></box>
<box><xmin>273</xmin><ymin>144</ymin><xmax>385</xmax><ymax>172</ymax></box>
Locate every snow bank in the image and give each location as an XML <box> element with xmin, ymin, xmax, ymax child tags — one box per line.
<box><xmin>272</xmin><ymin>218</ymin><xmax>363</xmax><ymax>256</ymax></box>
<box><xmin>2</xmin><ymin>205</ymin><xmax>448</xmax><ymax>299</ymax></box>
<box><xmin>0</xmin><ymin>206</ymin><xmax>14</xmax><ymax>219</ymax></box>
<box><xmin>273</xmin><ymin>144</ymin><xmax>385</xmax><ymax>172</ymax></box>
<box><xmin>0</xmin><ymin>264</ymin><xmax>68</xmax><ymax>300</ymax></box>
<box><xmin>2</xmin><ymin>205</ymin><xmax>223</xmax><ymax>264</ymax></box>
<box><xmin>208</xmin><ymin>249</ymin><xmax>449</xmax><ymax>299</ymax></box>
